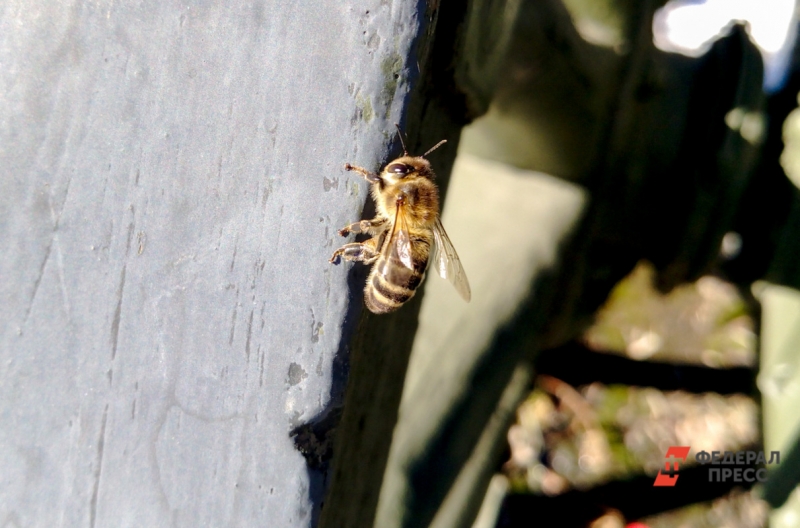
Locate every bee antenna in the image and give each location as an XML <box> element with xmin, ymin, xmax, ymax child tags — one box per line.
<box><xmin>394</xmin><ymin>123</ymin><xmax>408</xmax><ymax>156</ymax></box>
<box><xmin>422</xmin><ymin>139</ymin><xmax>447</xmax><ymax>157</ymax></box>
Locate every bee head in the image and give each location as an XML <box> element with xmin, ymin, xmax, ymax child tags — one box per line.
<box><xmin>380</xmin><ymin>128</ymin><xmax>446</xmax><ymax>185</ymax></box>
<box><xmin>382</xmin><ymin>156</ymin><xmax>432</xmax><ymax>184</ymax></box>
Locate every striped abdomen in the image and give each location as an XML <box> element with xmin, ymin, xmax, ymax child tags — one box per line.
<box><xmin>364</xmin><ymin>251</ymin><xmax>428</xmax><ymax>314</ymax></box>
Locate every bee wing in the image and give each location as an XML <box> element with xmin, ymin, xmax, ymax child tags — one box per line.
<box><xmin>395</xmin><ymin>229</ymin><xmax>414</xmax><ymax>269</ymax></box>
<box><xmin>388</xmin><ymin>198</ymin><xmax>414</xmax><ymax>270</ymax></box>
<box><xmin>431</xmin><ymin>218</ymin><xmax>471</xmax><ymax>301</ymax></box>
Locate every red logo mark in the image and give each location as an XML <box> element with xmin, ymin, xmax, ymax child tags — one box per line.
<box><xmin>653</xmin><ymin>446</ymin><xmax>691</xmax><ymax>487</ymax></box>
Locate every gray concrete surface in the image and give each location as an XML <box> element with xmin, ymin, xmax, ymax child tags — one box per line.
<box><xmin>0</xmin><ymin>1</ymin><xmax>424</xmax><ymax>526</ymax></box>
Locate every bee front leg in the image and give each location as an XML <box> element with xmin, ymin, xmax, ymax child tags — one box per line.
<box><xmin>344</xmin><ymin>163</ymin><xmax>381</xmax><ymax>184</ymax></box>
<box><xmin>338</xmin><ymin>217</ymin><xmax>388</xmax><ymax>237</ymax></box>
<box><xmin>329</xmin><ymin>242</ymin><xmax>380</xmax><ymax>265</ymax></box>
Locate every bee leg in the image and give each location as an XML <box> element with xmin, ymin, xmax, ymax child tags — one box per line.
<box><xmin>344</xmin><ymin>163</ymin><xmax>381</xmax><ymax>184</ymax></box>
<box><xmin>338</xmin><ymin>217</ymin><xmax>388</xmax><ymax>237</ymax></box>
<box><xmin>329</xmin><ymin>243</ymin><xmax>379</xmax><ymax>265</ymax></box>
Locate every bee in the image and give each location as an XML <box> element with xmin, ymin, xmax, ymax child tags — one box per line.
<box><xmin>329</xmin><ymin>128</ymin><xmax>471</xmax><ymax>314</ymax></box>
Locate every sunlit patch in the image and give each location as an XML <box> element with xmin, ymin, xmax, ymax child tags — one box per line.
<box><xmin>653</xmin><ymin>0</ymin><xmax>797</xmax><ymax>91</ymax></box>
<box><xmin>725</xmin><ymin>107</ymin><xmax>767</xmax><ymax>145</ymax></box>
<box><xmin>505</xmin><ymin>384</ymin><xmax>759</xmax><ymax>491</ymax></box>
<box><xmin>572</xmin><ymin>17</ymin><xmax>624</xmax><ymax>50</ymax></box>
<box><xmin>583</xmin><ymin>262</ymin><xmax>756</xmax><ymax>368</ymax></box>
<box><xmin>626</xmin><ymin>328</ymin><xmax>663</xmax><ymax>360</ymax></box>
<box><xmin>720</xmin><ymin>231</ymin><xmax>743</xmax><ymax>259</ymax></box>
<box><xmin>780</xmin><ymin>94</ymin><xmax>800</xmax><ymax>189</ymax></box>
<box><xmin>758</xmin><ymin>361</ymin><xmax>800</xmax><ymax>398</ymax></box>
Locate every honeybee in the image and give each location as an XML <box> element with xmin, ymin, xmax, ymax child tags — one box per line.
<box><xmin>329</xmin><ymin>130</ymin><xmax>471</xmax><ymax>314</ymax></box>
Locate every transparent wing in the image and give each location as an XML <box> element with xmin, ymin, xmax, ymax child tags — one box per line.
<box><xmin>387</xmin><ymin>199</ymin><xmax>414</xmax><ymax>269</ymax></box>
<box><xmin>431</xmin><ymin>218</ymin><xmax>471</xmax><ymax>301</ymax></box>
<box><xmin>395</xmin><ymin>229</ymin><xmax>413</xmax><ymax>269</ymax></box>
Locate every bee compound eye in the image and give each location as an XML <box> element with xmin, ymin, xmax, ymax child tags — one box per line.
<box><xmin>386</xmin><ymin>163</ymin><xmax>410</xmax><ymax>175</ymax></box>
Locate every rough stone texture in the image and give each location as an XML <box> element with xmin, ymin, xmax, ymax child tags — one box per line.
<box><xmin>0</xmin><ymin>1</ymin><xmax>423</xmax><ymax>526</ymax></box>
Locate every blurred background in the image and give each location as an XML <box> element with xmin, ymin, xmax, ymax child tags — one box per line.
<box><xmin>380</xmin><ymin>0</ymin><xmax>800</xmax><ymax>527</ymax></box>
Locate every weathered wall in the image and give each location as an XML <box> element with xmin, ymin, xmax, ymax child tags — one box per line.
<box><xmin>0</xmin><ymin>1</ymin><xmax>425</xmax><ymax>526</ymax></box>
